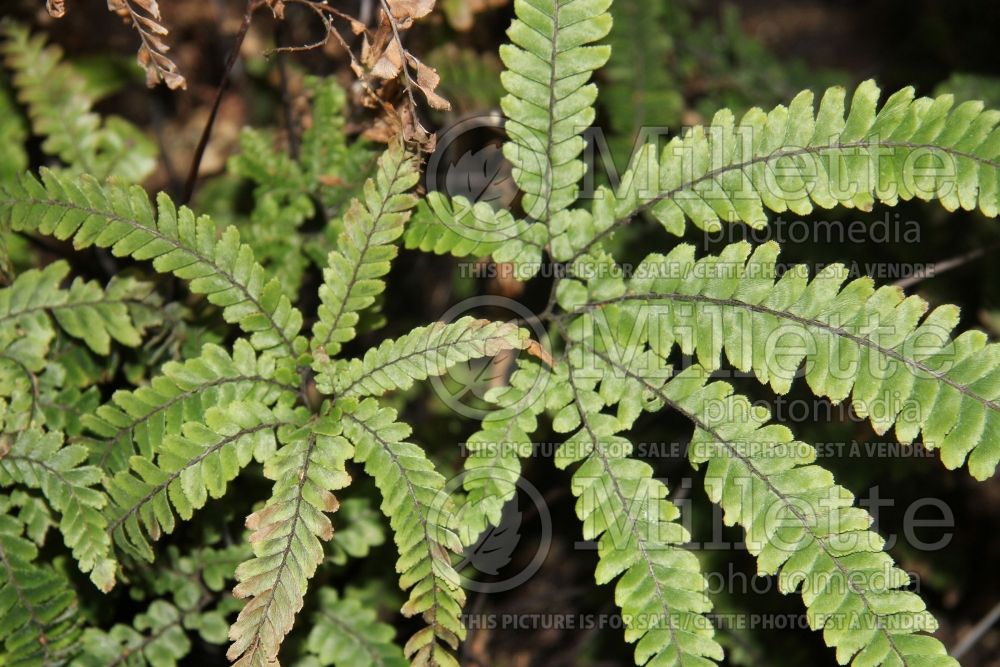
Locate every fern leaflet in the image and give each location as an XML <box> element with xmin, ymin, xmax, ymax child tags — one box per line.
<box><xmin>83</xmin><ymin>339</ymin><xmax>298</xmax><ymax>474</ymax></box>
<box><xmin>312</xmin><ymin>140</ymin><xmax>419</xmax><ymax>358</ymax></box>
<box><xmin>0</xmin><ymin>506</ymin><xmax>81</xmax><ymax>666</ymax></box>
<box><xmin>227</xmin><ymin>415</ymin><xmax>353</xmax><ymax>667</ymax></box>
<box><xmin>0</xmin><ymin>170</ymin><xmax>304</xmax><ymax>354</ymax></box>
<box><xmin>0</xmin><ymin>429</ymin><xmax>115</xmax><ymax>591</ymax></box>
<box><xmin>316</xmin><ymin>317</ymin><xmax>531</xmax><ymax>398</ymax></box>
<box><xmin>341</xmin><ymin>399</ymin><xmax>465</xmax><ymax>667</ymax></box>
<box><xmin>105</xmin><ymin>401</ymin><xmax>289</xmax><ymax>562</ymax></box>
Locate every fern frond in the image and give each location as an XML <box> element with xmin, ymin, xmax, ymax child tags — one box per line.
<box><xmin>0</xmin><ymin>260</ymin><xmax>160</xmax><ymax>358</ymax></box>
<box><xmin>301</xmin><ymin>587</ymin><xmax>408</xmax><ymax>667</ymax></box>
<box><xmin>83</xmin><ymin>339</ymin><xmax>299</xmax><ymax>474</ymax></box>
<box><xmin>73</xmin><ymin>599</ymin><xmax>192</xmax><ymax>667</ymax></box>
<box><xmin>568</xmin><ymin>334</ymin><xmax>958</xmax><ymax>667</ymax></box>
<box><xmin>312</xmin><ymin>141</ymin><xmax>419</xmax><ymax>358</ymax></box>
<box><xmin>664</xmin><ymin>366</ymin><xmax>958</xmax><ymax>667</ymax></box>
<box><xmin>458</xmin><ymin>360</ymin><xmax>548</xmax><ymax>544</ymax></box>
<box><xmin>227</xmin><ymin>416</ymin><xmax>353</xmax><ymax>667</ymax></box>
<box><xmin>328</xmin><ymin>498</ymin><xmax>386</xmax><ymax>565</ymax></box>
<box><xmin>500</xmin><ymin>0</ymin><xmax>613</xmax><ymax>222</ymax></box>
<box><xmin>0</xmin><ymin>83</ymin><xmax>27</xmax><ymax>184</ymax></box>
<box><xmin>0</xmin><ymin>507</ymin><xmax>81</xmax><ymax>666</ymax></box>
<box><xmin>0</xmin><ymin>490</ymin><xmax>55</xmax><ymax>547</ymax></box>
<box><xmin>404</xmin><ymin>193</ymin><xmax>547</xmax><ymax>277</ymax></box>
<box><xmin>610</xmin><ymin>79</ymin><xmax>1000</xmax><ymax>242</ymax></box>
<box><xmin>566</xmin><ymin>240</ymin><xmax>1000</xmax><ymax>478</ymax></box>
<box><xmin>543</xmin><ymin>356</ymin><xmax>723</xmax><ymax>667</ymax></box>
<box><xmin>0</xmin><ymin>170</ymin><xmax>304</xmax><ymax>354</ymax></box>
<box><xmin>316</xmin><ymin>317</ymin><xmax>530</xmax><ymax>398</ymax></box>
<box><xmin>603</xmin><ymin>0</ymin><xmax>682</xmax><ymax>160</ymax></box>
<box><xmin>0</xmin><ymin>22</ymin><xmax>157</xmax><ymax>181</ymax></box>
<box><xmin>341</xmin><ymin>399</ymin><xmax>465</xmax><ymax>667</ymax></box>
<box><xmin>105</xmin><ymin>401</ymin><xmax>290</xmax><ymax>562</ymax></box>
<box><xmin>107</xmin><ymin>0</ymin><xmax>186</xmax><ymax>90</ymax></box>
<box><xmin>0</xmin><ymin>429</ymin><xmax>115</xmax><ymax>591</ymax></box>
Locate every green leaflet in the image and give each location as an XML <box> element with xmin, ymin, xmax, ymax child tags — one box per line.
<box><xmin>0</xmin><ymin>260</ymin><xmax>160</xmax><ymax>359</ymax></box>
<box><xmin>226</xmin><ymin>77</ymin><xmax>376</xmax><ymax>296</ymax></box>
<box><xmin>610</xmin><ymin>79</ymin><xmax>1000</xmax><ymax>240</ymax></box>
<box><xmin>73</xmin><ymin>600</ymin><xmax>192</xmax><ymax>667</ymax></box>
<box><xmin>328</xmin><ymin>497</ymin><xmax>386</xmax><ymax>565</ymax></box>
<box><xmin>0</xmin><ymin>507</ymin><xmax>81</xmax><ymax>666</ymax></box>
<box><xmin>541</xmin><ymin>346</ymin><xmax>722</xmax><ymax>667</ymax></box>
<box><xmin>0</xmin><ymin>430</ymin><xmax>115</xmax><ymax>591</ymax></box>
<box><xmin>0</xmin><ymin>83</ymin><xmax>27</xmax><ymax>185</ymax></box>
<box><xmin>500</xmin><ymin>0</ymin><xmax>613</xmax><ymax>222</ymax></box>
<box><xmin>83</xmin><ymin>339</ymin><xmax>299</xmax><ymax>474</ymax></box>
<box><xmin>316</xmin><ymin>316</ymin><xmax>531</xmax><ymax>398</ymax></box>
<box><xmin>312</xmin><ymin>140</ymin><xmax>419</xmax><ymax>358</ymax></box>
<box><xmin>559</xmin><ymin>241</ymin><xmax>1000</xmax><ymax>479</ymax></box>
<box><xmin>228</xmin><ymin>416</ymin><xmax>353</xmax><ymax>667</ymax></box>
<box><xmin>457</xmin><ymin>359</ymin><xmax>548</xmax><ymax>545</ymax></box>
<box><xmin>404</xmin><ymin>193</ymin><xmax>547</xmax><ymax>279</ymax></box>
<box><xmin>341</xmin><ymin>398</ymin><xmax>465</xmax><ymax>667</ymax></box>
<box><xmin>105</xmin><ymin>401</ymin><xmax>291</xmax><ymax>563</ymax></box>
<box><xmin>300</xmin><ymin>587</ymin><xmax>408</xmax><ymax>667</ymax></box>
<box><xmin>0</xmin><ymin>170</ymin><xmax>304</xmax><ymax>354</ymax></box>
<box><xmin>73</xmin><ymin>544</ymin><xmax>246</xmax><ymax>666</ymax></box>
<box><xmin>0</xmin><ymin>22</ymin><xmax>156</xmax><ymax>182</ymax></box>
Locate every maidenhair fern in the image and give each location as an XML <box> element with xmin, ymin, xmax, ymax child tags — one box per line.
<box><xmin>1</xmin><ymin>4</ymin><xmax>998</xmax><ymax>667</ymax></box>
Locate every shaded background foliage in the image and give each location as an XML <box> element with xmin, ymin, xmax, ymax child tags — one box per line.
<box><xmin>1</xmin><ymin>0</ymin><xmax>998</xmax><ymax>665</ymax></box>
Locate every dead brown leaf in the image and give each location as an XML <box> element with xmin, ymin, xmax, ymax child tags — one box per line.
<box><xmin>408</xmin><ymin>54</ymin><xmax>451</xmax><ymax>110</ymax></box>
<box><xmin>388</xmin><ymin>0</ymin><xmax>435</xmax><ymax>22</ymax></box>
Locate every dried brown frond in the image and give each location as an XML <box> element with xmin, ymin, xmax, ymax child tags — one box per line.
<box><xmin>276</xmin><ymin>0</ymin><xmax>450</xmax><ymax>151</ymax></box>
<box><xmin>109</xmin><ymin>0</ymin><xmax>187</xmax><ymax>89</ymax></box>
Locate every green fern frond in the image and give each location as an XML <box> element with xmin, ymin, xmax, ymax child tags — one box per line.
<box><xmin>664</xmin><ymin>366</ymin><xmax>958</xmax><ymax>667</ymax></box>
<box><xmin>500</xmin><ymin>0</ymin><xmax>613</xmax><ymax>222</ymax></box>
<box><xmin>316</xmin><ymin>317</ymin><xmax>530</xmax><ymax>398</ymax></box>
<box><xmin>227</xmin><ymin>415</ymin><xmax>352</xmax><ymax>667</ymax></box>
<box><xmin>609</xmin><ymin>79</ymin><xmax>1000</xmax><ymax>242</ymax></box>
<box><xmin>566</xmin><ymin>332</ymin><xmax>958</xmax><ymax>667</ymax></box>
<box><xmin>312</xmin><ymin>141</ymin><xmax>419</xmax><ymax>358</ymax></box>
<box><xmin>603</xmin><ymin>0</ymin><xmax>682</xmax><ymax>161</ymax></box>
<box><xmin>74</xmin><ymin>541</ymin><xmax>247</xmax><ymax>666</ymax></box>
<box><xmin>301</xmin><ymin>587</ymin><xmax>408</xmax><ymax>667</ymax></box>
<box><xmin>458</xmin><ymin>360</ymin><xmax>548</xmax><ymax>544</ymax></box>
<box><xmin>404</xmin><ymin>193</ymin><xmax>547</xmax><ymax>276</ymax></box>
<box><xmin>341</xmin><ymin>398</ymin><xmax>465</xmax><ymax>667</ymax></box>
<box><xmin>0</xmin><ymin>506</ymin><xmax>81</xmax><ymax>666</ymax></box>
<box><xmin>83</xmin><ymin>339</ymin><xmax>299</xmax><ymax>474</ymax></box>
<box><xmin>0</xmin><ymin>170</ymin><xmax>304</xmax><ymax>354</ymax></box>
<box><xmin>541</xmin><ymin>355</ymin><xmax>723</xmax><ymax>667</ymax></box>
<box><xmin>73</xmin><ymin>599</ymin><xmax>192</xmax><ymax>667</ymax></box>
<box><xmin>0</xmin><ymin>260</ymin><xmax>160</xmax><ymax>358</ymax></box>
<box><xmin>328</xmin><ymin>497</ymin><xmax>386</xmax><ymax>565</ymax></box>
<box><xmin>0</xmin><ymin>83</ymin><xmax>27</xmax><ymax>184</ymax></box>
<box><xmin>564</xmin><ymin>240</ymin><xmax>1000</xmax><ymax>479</ymax></box>
<box><xmin>0</xmin><ymin>429</ymin><xmax>115</xmax><ymax>591</ymax></box>
<box><xmin>0</xmin><ymin>490</ymin><xmax>55</xmax><ymax>547</ymax></box>
<box><xmin>105</xmin><ymin>401</ymin><xmax>291</xmax><ymax>562</ymax></box>
<box><xmin>0</xmin><ymin>22</ymin><xmax>156</xmax><ymax>181</ymax></box>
